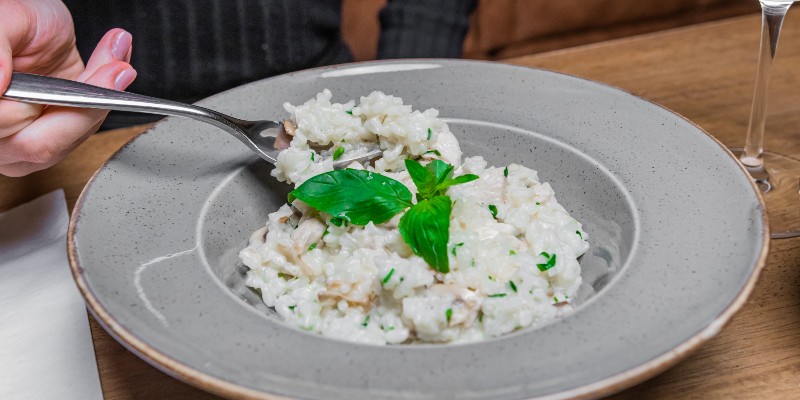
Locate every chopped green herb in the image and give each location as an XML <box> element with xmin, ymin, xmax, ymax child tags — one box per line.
<box><xmin>424</xmin><ymin>149</ymin><xmax>442</xmax><ymax>156</ymax></box>
<box><xmin>384</xmin><ymin>325</ymin><xmax>395</xmax><ymax>331</ymax></box>
<box><xmin>345</xmin><ymin>110</ymin><xmax>353</xmax><ymax>115</ymax></box>
<box><xmin>451</xmin><ymin>242</ymin><xmax>464</xmax><ymax>256</ymax></box>
<box><xmin>509</xmin><ymin>281</ymin><xmax>518</xmax><ymax>292</ymax></box>
<box><xmin>488</xmin><ymin>275</ymin><xmax>495</xmax><ymax>281</ymax></box>
<box><xmin>277</xmin><ymin>272</ymin><xmax>293</xmax><ymax>280</ymax></box>
<box><xmin>333</xmin><ymin>146</ymin><xmax>345</xmax><ymax>160</ymax></box>
<box><xmin>536</xmin><ymin>202</ymin><xmax>541</xmax><ymax>206</ymax></box>
<box><xmin>382</xmin><ymin>268</ymin><xmax>395</xmax><ymax>284</ymax></box>
<box><xmin>307</xmin><ymin>242</ymin><xmax>317</xmax><ymax>251</ymax></box>
<box><xmin>509</xmin><ymin>250</ymin><xmax>516</xmax><ymax>255</ymax></box>
<box><xmin>361</xmin><ymin>315</ymin><xmax>370</xmax><ymax>327</ymax></box>
<box><xmin>400</xmin><ymin>276</ymin><xmax>405</xmax><ymax>282</ymax></box>
<box><xmin>488</xmin><ymin>204</ymin><xmax>498</xmax><ymax>219</ymax></box>
<box><xmin>445</xmin><ymin>308</ymin><xmax>453</xmax><ymax>323</ymax></box>
<box><xmin>536</xmin><ymin>252</ymin><xmax>557</xmax><ymax>271</ymax></box>
<box><xmin>288</xmin><ymin>305</ymin><xmax>296</xmax><ymax>311</ymax></box>
<box><xmin>576</xmin><ymin>230</ymin><xmax>583</xmax><ymax>239</ymax></box>
<box><xmin>427</xmin><ymin>128</ymin><xmax>432</xmax><ymax>140</ymax></box>
<box><xmin>478</xmin><ymin>311</ymin><xmax>484</xmax><ymax>323</ymax></box>
<box><xmin>488</xmin><ymin>293</ymin><xmax>507</xmax><ymax>298</ymax></box>
<box><xmin>553</xmin><ymin>296</ymin><xmax>560</xmax><ymax>303</ymax></box>
<box><xmin>310</xmin><ymin>152</ymin><xmax>315</xmax><ymax>161</ymax></box>
<box><xmin>322</xmin><ymin>226</ymin><xmax>329</xmax><ymax>238</ymax></box>
<box><xmin>504</xmin><ymin>166</ymin><xmax>509</xmax><ymax>177</ymax></box>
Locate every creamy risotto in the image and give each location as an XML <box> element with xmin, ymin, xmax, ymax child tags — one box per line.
<box><xmin>239</xmin><ymin>90</ymin><xmax>589</xmax><ymax>344</ymax></box>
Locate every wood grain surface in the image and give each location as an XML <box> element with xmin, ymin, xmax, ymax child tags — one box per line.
<box><xmin>2</xmin><ymin>11</ymin><xmax>799</xmax><ymax>399</ymax></box>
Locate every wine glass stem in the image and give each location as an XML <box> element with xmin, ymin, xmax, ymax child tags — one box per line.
<box><xmin>741</xmin><ymin>1</ymin><xmax>792</xmax><ymax>168</ymax></box>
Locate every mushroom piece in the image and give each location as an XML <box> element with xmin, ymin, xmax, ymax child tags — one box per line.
<box><xmin>248</xmin><ymin>226</ymin><xmax>268</xmax><ymax>245</ymax></box>
<box><xmin>318</xmin><ymin>290</ymin><xmax>374</xmax><ymax>308</ymax></box>
<box><xmin>290</xmin><ymin>219</ymin><xmax>325</xmax><ymax>253</ymax></box>
<box><xmin>429</xmin><ymin>284</ymin><xmax>482</xmax><ymax>326</ymax></box>
<box><xmin>275</xmin><ymin>119</ymin><xmax>296</xmax><ymax>150</ymax></box>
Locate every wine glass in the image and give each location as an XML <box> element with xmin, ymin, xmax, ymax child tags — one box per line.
<box><xmin>734</xmin><ymin>0</ymin><xmax>800</xmax><ymax>238</ymax></box>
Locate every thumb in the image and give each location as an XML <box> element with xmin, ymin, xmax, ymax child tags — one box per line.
<box><xmin>0</xmin><ymin>1</ymin><xmax>34</xmax><ymax>94</ymax></box>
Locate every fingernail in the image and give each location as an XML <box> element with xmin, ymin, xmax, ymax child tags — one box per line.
<box><xmin>114</xmin><ymin>68</ymin><xmax>137</xmax><ymax>90</ymax></box>
<box><xmin>112</xmin><ymin>31</ymin><xmax>132</xmax><ymax>61</ymax></box>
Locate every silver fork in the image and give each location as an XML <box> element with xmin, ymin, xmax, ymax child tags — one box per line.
<box><xmin>2</xmin><ymin>72</ymin><xmax>381</xmax><ymax>168</ymax></box>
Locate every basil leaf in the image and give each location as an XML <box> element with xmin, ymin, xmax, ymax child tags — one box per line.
<box><xmin>405</xmin><ymin>158</ymin><xmax>450</xmax><ymax>200</ymax></box>
<box><xmin>405</xmin><ymin>159</ymin><xmax>478</xmax><ymax>201</ymax></box>
<box><xmin>427</xmin><ymin>159</ymin><xmax>454</xmax><ymax>188</ymax></box>
<box><xmin>290</xmin><ymin>169</ymin><xmax>413</xmax><ymax>225</ymax></box>
<box><xmin>398</xmin><ymin>196</ymin><xmax>452</xmax><ymax>273</ymax></box>
<box><xmin>440</xmin><ymin>174</ymin><xmax>478</xmax><ymax>190</ymax></box>
<box><xmin>405</xmin><ymin>158</ymin><xmax>433</xmax><ymax>192</ymax></box>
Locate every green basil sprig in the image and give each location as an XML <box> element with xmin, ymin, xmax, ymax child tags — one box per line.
<box><xmin>405</xmin><ymin>159</ymin><xmax>478</xmax><ymax>202</ymax></box>
<box><xmin>288</xmin><ymin>159</ymin><xmax>478</xmax><ymax>273</ymax></box>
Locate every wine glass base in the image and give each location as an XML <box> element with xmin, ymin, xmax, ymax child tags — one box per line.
<box><xmin>732</xmin><ymin>148</ymin><xmax>800</xmax><ymax>239</ymax></box>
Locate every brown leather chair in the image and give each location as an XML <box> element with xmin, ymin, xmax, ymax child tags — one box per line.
<box><xmin>342</xmin><ymin>0</ymin><xmax>758</xmax><ymax>61</ymax></box>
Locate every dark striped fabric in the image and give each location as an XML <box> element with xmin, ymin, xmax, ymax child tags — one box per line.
<box><xmin>378</xmin><ymin>0</ymin><xmax>477</xmax><ymax>59</ymax></box>
<box><xmin>63</xmin><ymin>0</ymin><xmax>476</xmax><ymax>128</ymax></box>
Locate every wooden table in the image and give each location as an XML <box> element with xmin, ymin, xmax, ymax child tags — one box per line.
<box><xmin>2</xmin><ymin>11</ymin><xmax>800</xmax><ymax>399</ymax></box>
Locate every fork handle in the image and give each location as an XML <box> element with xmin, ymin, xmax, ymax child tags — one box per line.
<box><xmin>2</xmin><ymin>72</ymin><xmax>239</xmax><ymax>131</ymax></box>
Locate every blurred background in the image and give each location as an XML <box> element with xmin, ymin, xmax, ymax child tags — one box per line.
<box><xmin>65</xmin><ymin>0</ymin><xmax>759</xmax><ymax>129</ymax></box>
<box><xmin>343</xmin><ymin>0</ymin><xmax>758</xmax><ymax>60</ymax></box>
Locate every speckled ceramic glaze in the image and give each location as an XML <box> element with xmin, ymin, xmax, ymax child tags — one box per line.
<box><xmin>68</xmin><ymin>60</ymin><xmax>768</xmax><ymax>400</ymax></box>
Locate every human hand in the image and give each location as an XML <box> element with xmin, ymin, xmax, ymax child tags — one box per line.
<box><xmin>0</xmin><ymin>0</ymin><xmax>136</xmax><ymax>177</ymax></box>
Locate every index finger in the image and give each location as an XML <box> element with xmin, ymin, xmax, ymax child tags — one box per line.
<box><xmin>0</xmin><ymin>0</ymin><xmax>35</xmax><ymax>93</ymax></box>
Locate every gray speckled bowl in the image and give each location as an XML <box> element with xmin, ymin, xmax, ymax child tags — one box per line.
<box><xmin>68</xmin><ymin>60</ymin><xmax>768</xmax><ymax>399</ymax></box>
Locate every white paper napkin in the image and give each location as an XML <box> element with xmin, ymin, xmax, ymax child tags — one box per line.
<box><xmin>0</xmin><ymin>190</ymin><xmax>103</xmax><ymax>400</ymax></box>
